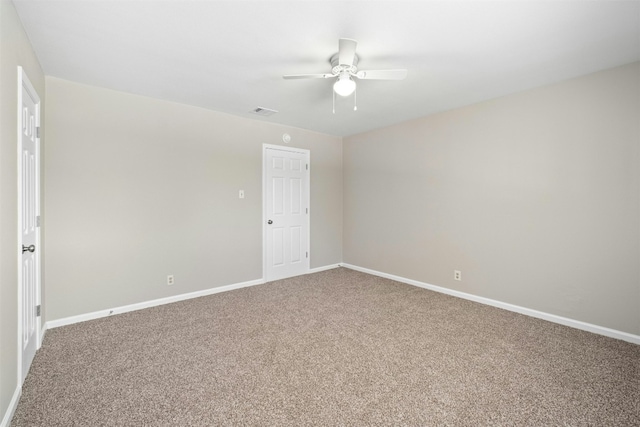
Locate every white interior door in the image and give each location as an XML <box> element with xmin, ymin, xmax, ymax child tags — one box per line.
<box><xmin>264</xmin><ymin>145</ymin><xmax>310</xmax><ymax>281</ymax></box>
<box><xmin>18</xmin><ymin>67</ymin><xmax>41</xmax><ymax>383</ymax></box>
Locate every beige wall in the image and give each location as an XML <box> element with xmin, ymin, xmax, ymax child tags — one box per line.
<box><xmin>44</xmin><ymin>77</ymin><xmax>343</xmax><ymax>321</ymax></box>
<box><xmin>344</xmin><ymin>62</ymin><xmax>640</xmax><ymax>335</ymax></box>
<box><xmin>0</xmin><ymin>0</ymin><xmax>45</xmax><ymax>421</ymax></box>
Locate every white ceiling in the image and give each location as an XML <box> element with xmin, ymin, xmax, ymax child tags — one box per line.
<box><xmin>13</xmin><ymin>0</ymin><xmax>640</xmax><ymax>137</ymax></box>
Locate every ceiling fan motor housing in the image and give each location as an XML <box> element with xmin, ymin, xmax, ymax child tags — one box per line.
<box><xmin>330</xmin><ymin>53</ymin><xmax>359</xmax><ymax>76</ymax></box>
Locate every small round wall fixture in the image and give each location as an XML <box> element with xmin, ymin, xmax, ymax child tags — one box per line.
<box><xmin>282</xmin><ymin>133</ymin><xmax>291</xmax><ymax>144</ymax></box>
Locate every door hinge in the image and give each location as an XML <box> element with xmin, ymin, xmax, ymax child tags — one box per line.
<box><xmin>306</xmin><ymin>164</ymin><xmax>308</xmax><ymax>170</ymax></box>
<box><xmin>36</xmin><ymin>215</ymin><xmax>41</xmax><ymax>227</ymax></box>
<box><xmin>36</xmin><ymin>305</ymin><xmax>41</xmax><ymax>317</ymax></box>
<box><xmin>306</xmin><ymin>252</ymin><xmax>308</xmax><ymax>258</ymax></box>
<box><xmin>36</xmin><ymin>127</ymin><xmax>40</xmax><ymax>138</ymax></box>
<box><xmin>306</xmin><ymin>208</ymin><xmax>308</xmax><ymax>214</ymax></box>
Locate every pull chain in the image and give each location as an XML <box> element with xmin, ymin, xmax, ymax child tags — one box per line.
<box><xmin>332</xmin><ymin>86</ymin><xmax>358</xmax><ymax>113</ymax></box>
<box><xmin>332</xmin><ymin>90</ymin><xmax>335</xmax><ymax>114</ymax></box>
<box><xmin>354</xmin><ymin>86</ymin><xmax>358</xmax><ymax>111</ymax></box>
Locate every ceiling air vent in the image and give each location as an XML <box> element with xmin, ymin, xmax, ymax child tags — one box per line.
<box><xmin>250</xmin><ymin>107</ymin><xmax>278</xmax><ymax>117</ymax></box>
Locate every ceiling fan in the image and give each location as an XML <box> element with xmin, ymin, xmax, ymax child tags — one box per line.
<box><xmin>283</xmin><ymin>38</ymin><xmax>407</xmax><ymax>111</ymax></box>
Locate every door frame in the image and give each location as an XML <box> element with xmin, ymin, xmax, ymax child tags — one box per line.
<box><xmin>262</xmin><ymin>143</ymin><xmax>310</xmax><ymax>281</ymax></box>
<box><xmin>17</xmin><ymin>66</ymin><xmax>42</xmax><ymax>384</ymax></box>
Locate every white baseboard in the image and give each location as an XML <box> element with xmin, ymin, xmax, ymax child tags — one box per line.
<box><xmin>46</xmin><ymin>264</ymin><xmax>343</xmax><ymax>330</ymax></box>
<box><xmin>0</xmin><ymin>386</ymin><xmax>21</xmax><ymax>427</ymax></box>
<box><xmin>309</xmin><ymin>263</ymin><xmax>341</xmax><ymax>274</ymax></box>
<box><xmin>46</xmin><ymin>262</ymin><xmax>638</xmax><ymax>343</ymax></box>
<box><xmin>46</xmin><ymin>278</ymin><xmax>265</xmax><ymax>330</ymax></box>
<box><xmin>341</xmin><ymin>263</ymin><xmax>640</xmax><ymax>345</ymax></box>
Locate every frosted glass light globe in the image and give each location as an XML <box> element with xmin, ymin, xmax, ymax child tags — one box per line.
<box><xmin>333</xmin><ymin>72</ymin><xmax>356</xmax><ymax>97</ymax></box>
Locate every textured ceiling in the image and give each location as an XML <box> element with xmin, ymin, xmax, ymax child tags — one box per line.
<box><xmin>13</xmin><ymin>0</ymin><xmax>640</xmax><ymax>137</ymax></box>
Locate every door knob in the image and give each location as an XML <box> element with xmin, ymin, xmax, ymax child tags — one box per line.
<box><xmin>22</xmin><ymin>244</ymin><xmax>35</xmax><ymax>253</ymax></box>
<box><xmin>267</xmin><ymin>220</ymin><xmax>273</xmax><ymax>224</ymax></box>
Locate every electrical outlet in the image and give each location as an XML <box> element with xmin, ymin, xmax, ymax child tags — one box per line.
<box><xmin>167</xmin><ymin>275</ymin><xmax>174</xmax><ymax>285</ymax></box>
<box><xmin>239</xmin><ymin>190</ymin><xmax>245</xmax><ymax>199</ymax></box>
<box><xmin>454</xmin><ymin>270</ymin><xmax>462</xmax><ymax>281</ymax></box>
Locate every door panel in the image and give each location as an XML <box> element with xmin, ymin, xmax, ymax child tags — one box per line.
<box><xmin>290</xmin><ymin>178</ymin><xmax>301</xmax><ymax>214</ymax></box>
<box><xmin>290</xmin><ymin>226</ymin><xmax>302</xmax><ymax>263</ymax></box>
<box><xmin>272</xmin><ymin>177</ymin><xmax>284</xmax><ymax>214</ymax></box>
<box><xmin>272</xmin><ymin>227</ymin><xmax>284</xmax><ymax>266</ymax></box>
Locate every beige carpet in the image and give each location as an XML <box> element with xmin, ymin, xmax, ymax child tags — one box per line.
<box><xmin>11</xmin><ymin>267</ymin><xmax>640</xmax><ymax>426</ymax></box>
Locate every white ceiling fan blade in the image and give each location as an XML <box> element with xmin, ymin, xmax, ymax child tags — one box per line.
<box><xmin>338</xmin><ymin>38</ymin><xmax>358</xmax><ymax>66</ymax></box>
<box><xmin>356</xmin><ymin>69</ymin><xmax>408</xmax><ymax>80</ymax></box>
<box><xmin>283</xmin><ymin>73</ymin><xmax>336</xmax><ymax>79</ymax></box>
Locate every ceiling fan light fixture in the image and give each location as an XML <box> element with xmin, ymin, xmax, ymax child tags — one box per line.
<box><xmin>333</xmin><ymin>72</ymin><xmax>356</xmax><ymax>97</ymax></box>
<box><xmin>283</xmin><ymin>38</ymin><xmax>407</xmax><ymax>110</ymax></box>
